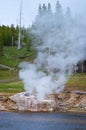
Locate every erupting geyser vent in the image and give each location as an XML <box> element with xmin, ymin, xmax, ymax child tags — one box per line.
<box><xmin>10</xmin><ymin>92</ymin><xmax>55</xmax><ymax>111</ymax></box>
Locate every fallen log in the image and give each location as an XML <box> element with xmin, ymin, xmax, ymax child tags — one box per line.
<box><xmin>0</xmin><ymin>64</ymin><xmax>14</xmax><ymax>71</ymax></box>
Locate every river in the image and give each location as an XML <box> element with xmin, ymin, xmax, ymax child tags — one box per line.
<box><xmin>0</xmin><ymin>112</ymin><xmax>86</xmax><ymax>130</ymax></box>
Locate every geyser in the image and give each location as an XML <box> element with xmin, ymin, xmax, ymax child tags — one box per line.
<box><xmin>19</xmin><ymin>1</ymin><xmax>86</xmax><ymax>100</ymax></box>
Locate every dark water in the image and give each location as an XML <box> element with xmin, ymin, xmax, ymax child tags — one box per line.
<box><xmin>0</xmin><ymin>112</ymin><xmax>86</xmax><ymax>130</ymax></box>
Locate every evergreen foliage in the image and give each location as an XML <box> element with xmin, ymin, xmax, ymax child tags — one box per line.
<box><xmin>32</xmin><ymin>1</ymin><xmax>72</xmax><ymax>48</ymax></box>
<box><xmin>0</xmin><ymin>25</ymin><xmax>32</xmax><ymax>53</ymax></box>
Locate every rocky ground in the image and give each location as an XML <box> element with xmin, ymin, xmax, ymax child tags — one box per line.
<box><xmin>0</xmin><ymin>91</ymin><xmax>86</xmax><ymax>113</ymax></box>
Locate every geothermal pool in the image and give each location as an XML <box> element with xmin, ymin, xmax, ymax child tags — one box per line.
<box><xmin>0</xmin><ymin>112</ymin><xmax>86</xmax><ymax>130</ymax></box>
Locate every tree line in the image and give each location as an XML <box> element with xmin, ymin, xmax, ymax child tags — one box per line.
<box><xmin>0</xmin><ymin>24</ymin><xmax>32</xmax><ymax>54</ymax></box>
<box><xmin>0</xmin><ymin>1</ymin><xmax>71</xmax><ymax>53</ymax></box>
<box><xmin>32</xmin><ymin>1</ymin><xmax>86</xmax><ymax>73</ymax></box>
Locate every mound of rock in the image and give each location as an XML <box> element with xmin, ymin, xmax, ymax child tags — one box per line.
<box><xmin>0</xmin><ymin>103</ymin><xmax>6</xmax><ymax>111</ymax></box>
<box><xmin>9</xmin><ymin>92</ymin><xmax>54</xmax><ymax>112</ymax></box>
<box><xmin>0</xmin><ymin>90</ymin><xmax>86</xmax><ymax>112</ymax></box>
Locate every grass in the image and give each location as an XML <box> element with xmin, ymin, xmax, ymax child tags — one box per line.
<box><xmin>0</xmin><ymin>73</ymin><xmax>86</xmax><ymax>94</ymax></box>
<box><xmin>0</xmin><ymin>81</ymin><xmax>24</xmax><ymax>94</ymax></box>
<box><xmin>0</xmin><ymin>46</ymin><xmax>86</xmax><ymax>94</ymax></box>
<box><xmin>0</xmin><ymin>46</ymin><xmax>36</xmax><ymax>68</ymax></box>
<box><xmin>0</xmin><ymin>46</ymin><xmax>36</xmax><ymax>94</ymax></box>
<box><xmin>65</xmin><ymin>73</ymin><xmax>86</xmax><ymax>91</ymax></box>
<box><xmin>0</xmin><ymin>70</ymin><xmax>18</xmax><ymax>80</ymax></box>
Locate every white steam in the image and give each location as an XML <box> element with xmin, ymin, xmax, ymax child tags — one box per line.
<box><xmin>19</xmin><ymin>2</ymin><xmax>86</xmax><ymax>100</ymax></box>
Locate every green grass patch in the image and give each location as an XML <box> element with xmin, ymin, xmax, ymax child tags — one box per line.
<box><xmin>0</xmin><ymin>70</ymin><xmax>18</xmax><ymax>80</ymax></box>
<box><xmin>0</xmin><ymin>81</ymin><xmax>24</xmax><ymax>94</ymax></box>
<box><xmin>66</xmin><ymin>73</ymin><xmax>86</xmax><ymax>91</ymax></box>
<box><xmin>0</xmin><ymin>73</ymin><xmax>86</xmax><ymax>94</ymax></box>
<box><xmin>0</xmin><ymin>46</ymin><xmax>36</xmax><ymax>68</ymax></box>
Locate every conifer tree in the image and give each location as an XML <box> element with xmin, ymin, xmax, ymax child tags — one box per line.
<box><xmin>55</xmin><ymin>1</ymin><xmax>62</xmax><ymax>14</ymax></box>
<box><xmin>0</xmin><ymin>27</ymin><xmax>3</xmax><ymax>55</ymax></box>
<box><xmin>65</xmin><ymin>7</ymin><xmax>72</xmax><ymax>28</ymax></box>
<box><xmin>42</xmin><ymin>3</ymin><xmax>47</xmax><ymax>11</ymax></box>
<box><xmin>48</xmin><ymin>3</ymin><xmax>51</xmax><ymax>12</ymax></box>
<box><xmin>55</xmin><ymin>1</ymin><xmax>64</xmax><ymax>28</ymax></box>
<box><xmin>65</xmin><ymin>7</ymin><xmax>71</xmax><ymax>20</ymax></box>
<box><xmin>38</xmin><ymin>4</ymin><xmax>42</xmax><ymax>15</ymax></box>
<box><xmin>47</xmin><ymin>3</ymin><xmax>53</xmax><ymax>17</ymax></box>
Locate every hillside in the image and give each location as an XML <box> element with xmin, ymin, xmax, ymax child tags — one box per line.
<box><xmin>0</xmin><ymin>46</ymin><xmax>36</xmax><ymax>68</ymax></box>
<box><xmin>0</xmin><ymin>47</ymin><xmax>86</xmax><ymax>112</ymax></box>
<box><xmin>0</xmin><ymin>46</ymin><xmax>86</xmax><ymax>94</ymax></box>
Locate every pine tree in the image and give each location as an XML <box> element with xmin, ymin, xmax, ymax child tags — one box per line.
<box><xmin>55</xmin><ymin>1</ymin><xmax>62</xmax><ymax>13</ymax></box>
<box><xmin>11</xmin><ymin>24</ymin><xmax>15</xmax><ymax>46</ymax></box>
<box><xmin>54</xmin><ymin>1</ymin><xmax>64</xmax><ymax>28</ymax></box>
<box><xmin>65</xmin><ymin>7</ymin><xmax>72</xmax><ymax>28</ymax></box>
<box><xmin>38</xmin><ymin>4</ymin><xmax>42</xmax><ymax>15</ymax></box>
<box><xmin>42</xmin><ymin>3</ymin><xmax>47</xmax><ymax>11</ymax></box>
<box><xmin>65</xmin><ymin>7</ymin><xmax>71</xmax><ymax>19</ymax></box>
<box><xmin>47</xmin><ymin>3</ymin><xmax>53</xmax><ymax>16</ymax></box>
<box><xmin>0</xmin><ymin>27</ymin><xmax>3</xmax><ymax>55</ymax></box>
<box><xmin>48</xmin><ymin>3</ymin><xmax>51</xmax><ymax>12</ymax></box>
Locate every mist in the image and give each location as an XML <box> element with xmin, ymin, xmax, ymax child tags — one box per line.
<box><xmin>19</xmin><ymin>1</ymin><xmax>86</xmax><ymax>100</ymax></box>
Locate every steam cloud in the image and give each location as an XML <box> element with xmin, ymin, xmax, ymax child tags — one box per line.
<box><xmin>19</xmin><ymin>2</ymin><xmax>86</xmax><ymax>100</ymax></box>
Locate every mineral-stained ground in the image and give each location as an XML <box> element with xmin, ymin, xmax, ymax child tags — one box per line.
<box><xmin>0</xmin><ymin>91</ymin><xmax>86</xmax><ymax>113</ymax></box>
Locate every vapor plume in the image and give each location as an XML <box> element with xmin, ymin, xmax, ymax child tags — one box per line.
<box><xmin>19</xmin><ymin>1</ymin><xmax>86</xmax><ymax>100</ymax></box>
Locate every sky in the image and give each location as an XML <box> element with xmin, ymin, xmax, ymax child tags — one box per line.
<box><xmin>0</xmin><ymin>0</ymin><xmax>86</xmax><ymax>27</ymax></box>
